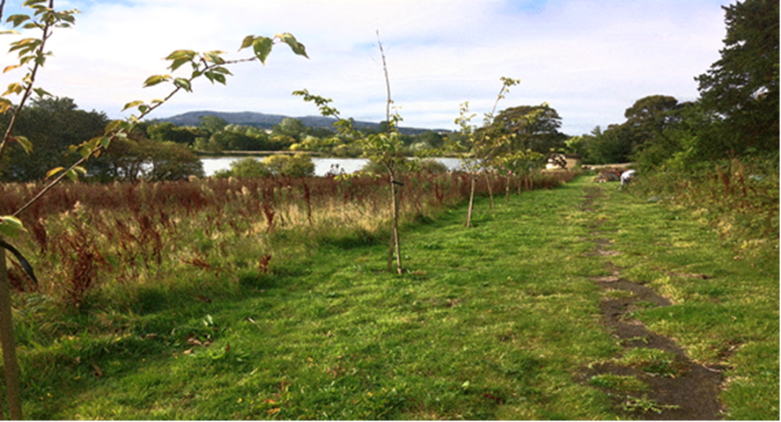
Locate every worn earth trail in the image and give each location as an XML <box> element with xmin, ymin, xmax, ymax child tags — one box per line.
<box><xmin>578</xmin><ymin>185</ymin><xmax>723</xmax><ymax>420</ymax></box>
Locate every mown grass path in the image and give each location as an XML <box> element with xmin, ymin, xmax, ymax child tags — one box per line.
<box><xmin>24</xmin><ymin>176</ymin><xmax>778</xmax><ymax>420</ymax></box>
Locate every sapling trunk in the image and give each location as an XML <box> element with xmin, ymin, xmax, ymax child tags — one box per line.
<box><xmin>391</xmin><ymin>179</ymin><xmax>402</xmax><ymax>274</ymax></box>
<box><xmin>505</xmin><ymin>174</ymin><xmax>511</xmax><ymax>202</ymax></box>
<box><xmin>466</xmin><ymin>174</ymin><xmax>476</xmax><ymax>228</ymax></box>
<box><xmin>0</xmin><ymin>245</ymin><xmax>22</xmax><ymax>420</ymax></box>
<box><xmin>484</xmin><ymin>171</ymin><xmax>495</xmax><ymax>209</ymax></box>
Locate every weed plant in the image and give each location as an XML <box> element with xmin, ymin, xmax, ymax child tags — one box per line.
<box><xmin>0</xmin><ymin>170</ymin><xmax>572</xmax><ymax>310</ymax></box>
<box><xmin>631</xmin><ymin>156</ymin><xmax>779</xmax><ymax>266</ymax></box>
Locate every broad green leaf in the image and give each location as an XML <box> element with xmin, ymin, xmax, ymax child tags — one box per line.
<box><xmin>165</xmin><ymin>49</ymin><xmax>196</xmax><ymax>61</ymax></box>
<box><xmin>0</xmin><ymin>30</ymin><xmax>20</xmax><ymax>36</ymax></box>
<box><xmin>6</xmin><ymin>14</ymin><xmax>30</xmax><ymax>28</ymax></box>
<box><xmin>0</xmin><ymin>98</ymin><xmax>12</xmax><ymax>114</ymax></box>
<box><xmin>276</xmin><ymin>33</ymin><xmax>308</xmax><ymax>58</ymax></box>
<box><xmin>104</xmin><ymin>119</ymin><xmax>125</xmax><ymax>134</ymax></box>
<box><xmin>174</xmin><ymin>78</ymin><xmax>192</xmax><ymax>92</ymax></box>
<box><xmin>2</xmin><ymin>65</ymin><xmax>20</xmax><ymax>74</ymax></box>
<box><xmin>211</xmin><ymin>66</ymin><xmax>232</xmax><ymax>75</ymax></box>
<box><xmin>13</xmin><ymin>136</ymin><xmax>32</xmax><ymax>154</ymax></box>
<box><xmin>65</xmin><ymin>167</ymin><xmax>87</xmax><ymax>182</ymax></box>
<box><xmin>252</xmin><ymin>37</ymin><xmax>274</xmax><ymax>64</ymax></box>
<box><xmin>3</xmin><ymin>82</ymin><xmax>24</xmax><ymax>96</ymax></box>
<box><xmin>203</xmin><ymin>50</ymin><xmax>225</xmax><ymax>64</ymax></box>
<box><xmin>122</xmin><ymin>100</ymin><xmax>144</xmax><ymax>111</ymax></box>
<box><xmin>23</xmin><ymin>0</ymin><xmax>47</xmax><ymax>6</ymax></box>
<box><xmin>143</xmin><ymin>74</ymin><xmax>171</xmax><ymax>88</ymax></box>
<box><xmin>9</xmin><ymin>38</ymin><xmax>41</xmax><ymax>54</ymax></box>
<box><xmin>204</xmin><ymin>71</ymin><xmax>226</xmax><ymax>85</ymax></box>
<box><xmin>239</xmin><ymin>35</ymin><xmax>255</xmax><ymax>51</ymax></box>
<box><xmin>169</xmin><ymin>58</ymin><xmax>192</xmax><ymax>72</ymax></box>
<box><xmin>0</xmin><ymin>216</ymin><xmax>25</xmax><ymax>238</ymax></box>
<box><xmin>46</xmin><ymin>166</ymin><xmax>64</xmax><ymax>179</ymax></box>
<box><xmin>32</xmin><ymin>87</ymin><xmax>51</xmax><ymax>98</ymax></box>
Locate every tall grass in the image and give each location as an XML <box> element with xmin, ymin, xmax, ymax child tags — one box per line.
<box><xmin>0</xmin><ymin>170</ymin><xmax>574</xmax><ymax>310</ymax></box>
<box><xmin>631</xmin><ymin>157</ymin><xmax>778</xmax><ymax>264</ymax></box>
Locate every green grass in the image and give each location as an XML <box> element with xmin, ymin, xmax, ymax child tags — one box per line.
<box><xmin>7</xmin><ymin>176</ymin><xmax>779</xmax><ymax>419</ymax></box>
<box><xmin>589</xmin><ymin>374</ymin><xmax>649</xmax><ymax>393</ymax></box>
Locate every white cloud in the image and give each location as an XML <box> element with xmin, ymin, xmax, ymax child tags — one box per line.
<box><xmin>0</xmin><ymin>0</ymin><xmax>728</xmax><ymax>135</ymax></box>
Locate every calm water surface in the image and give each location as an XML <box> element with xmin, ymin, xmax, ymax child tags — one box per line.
<box><xmin>201</xmin><ymin>156</ymin><xmax>463</xmax><ymax>177</ymax></box>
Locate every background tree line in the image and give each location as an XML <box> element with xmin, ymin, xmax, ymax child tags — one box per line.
<box><xmin>569</xmin><ymin>0</ymin><xmax>778</xmax><ymax>172</ymax></box>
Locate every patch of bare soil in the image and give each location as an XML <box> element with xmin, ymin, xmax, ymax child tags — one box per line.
<box><xmin>579</xmin><ymin>186</ymin><xmax>724</xmax><ymax>420</ymax></box>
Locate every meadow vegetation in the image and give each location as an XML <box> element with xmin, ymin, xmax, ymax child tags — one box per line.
<box><xmin>0</xmin><ymin>0</ymin><xmax>777</xmax><ymax>419</ymax></box>
<box><xmin>0</xmin><ymin>172</ymin><xmax>776</xmax><ymax>419</ymax></box>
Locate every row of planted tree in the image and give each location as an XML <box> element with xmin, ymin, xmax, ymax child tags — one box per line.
<box><xmin>0</xmin><ymin>170</ymin><xmax>574</xmax><ymax>308</ymax></box>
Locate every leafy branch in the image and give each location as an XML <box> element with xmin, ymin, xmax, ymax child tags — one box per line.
<box><xmin>11</xmin><ymin>32</ymin><xmax>308</xmax><ymax>218</ymax></box>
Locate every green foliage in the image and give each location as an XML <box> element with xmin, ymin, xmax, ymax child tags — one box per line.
<box><xmin>198</xmin><ymin>115</ymin><xmax>228</xmax><ymax>135</ymax></box>
<box><xmin>271</xmin><ymin>117</ymin><xmax>308</xmax><ymax>142</ymax></box>
<box><xmin>263</xmin><ymin>153</ymin><xmax>315</xmax><ymax>177</ymax></box>
<box><xmin>696</xmin><ymin>0</ymin><xmax>779</xmax><ymax>155</ymax></box>
<box><xmin>617</xmin><ymin>348</ymin><xmax>685</xmax><ymax>377</ymax></box>
<box><xmin>487</xmin><ymin>103</ymin><xmax>566</xmax><ymax>155</ymax></box>
<box><xmin>588</xmin><ymin>374</ymin><xmax>649</xmax><ymax>393</ymax></box>
<box><xmin>144</xmin><ymin>141</ymin><xmax>204</xmax><ymax>181</ymax></box>
<box><xmin>0</xmin><ymin>97</ymin><xmax>107</xmax><ymax>182</ymax></box>
<box><xmin>227</xmin><ymin>157</ymin><xmax>271</xmax><ymax>178</ymax></box>
<box><xmin>146</xmin><ymin>121</ymin><xmax>202</xmax><ymax>146</ymax></box>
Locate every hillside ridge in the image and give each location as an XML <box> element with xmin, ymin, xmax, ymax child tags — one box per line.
<box><xmin>157</xmin><ymin>110</ymin><xmax>447</xmax><ymax>135</ymax></box>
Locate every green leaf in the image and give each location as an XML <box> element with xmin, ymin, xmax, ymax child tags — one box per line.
<box><xmin>99</xmin><ymin>136</ymin><xmax>111</xmax><ymax>149</ymax></box>
<box><xmin>46</xmin><ymin>166</ymin><xmax>64</xmax><ymax>179</ymax></box>
<box><xmin>203</xmin><ymin>50</ymin><xmax>225</xmax><ymax>64</ymax></box>
<box><xmin>122</xmin><ymin>100</ymin><xmax>144</xmax><ymax>111</ymax></box>
<box><xmin>65</xmin><ymin>167</ymin><xmax>87</xmax><ymax>182</ymax></box>
<box><xmin>239</xmin><ymin>35</ymin><xmax>255</xmax><ymax>51</ymax></box>
<box><xmin>204</xmin><ymin>71</ymin><xmax>226</xmax><ymax>85</ymax></box>
<box><xmin>169</xmin><ymin>58</ymin><xmax>192</xmax><ymax>72</ymax></box>
<box><xmin>165</xmin><ymin>49</ymin><xmax>196</xmax><ymax>61</ymax></box>
<box><xmin>210</xmin><ymin>66</ymin><xmax>232</xmax><ymax>75</ymax></box>
<box><xmin>3</xmin><ymin>83</ymin><xmax>24</xmax><ymax>96</ymax></box>
<box><xmin>2</xmin><ymin>64</ymin><xmax>20</xmax><ymax>74</ymax></box>
<box><xmin>6</xmin><ymin>14</ymin><xmax>30</xmax><ymax>28</ymax></box>
<box><xmin>13</xmin><ymin>136</ymin><xmax>33</xmax><ymax>154</ymax></box>
<box><xmin>0</xmin><ymin>30</ymin><xmax>20</xmax><ymax>36</ymax></box>
<box><xmin>252</xmin><ymin>37</ymin><xmax>274</xmax><ymax>64</ymax></box>
<box><xmin>166</xmin><ymin>50</ymin><xmax>196</xmax><ymax>72</ymax></box>
<box><xmin>0</xmin><ymin>98</ymin><xmax>12</xmax><ymax>114</ymax></box>
<box><xmin>0</xmin><ymin>216</ymin><xmax>25</xmax><ymax>238</ymax></box>
<box><xmin>32</xmin><ymin>87</ymin><xmax>51</xmax><ymax>98</ymax></box>
<box><xmin>276</xmin><ymin>33</ymin><xmax>308</xmax><ymax>58</ymax></box>
<box><xmin>174</xmin><ymin>78</ymin><xmax>192</xmax><ymax>92</ymax></box>
<box><xmin>142</xmin><ymin>74</ymin><xmax>171</xmax><ymax>88</ymax></box>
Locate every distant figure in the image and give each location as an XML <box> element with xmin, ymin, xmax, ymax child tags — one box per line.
<box><xmin>620</xmin><ymin>170</ymin><xmax>636</xmax><ymax>190</ymax></box>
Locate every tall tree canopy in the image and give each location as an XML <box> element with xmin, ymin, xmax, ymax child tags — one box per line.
<box><xmin>488</xmin><ymin>104</ymin><xmax>566</xmax><ymax>155</ymax></box>
<box><xmin>0</xmin><ymin>97</ymin><xmax>107</xmax><ymax>182</ymax></box>
<box><xmin>695</xmin><ymin>0</ymin><xmax>779</xmax><ymax>154</ymax></box>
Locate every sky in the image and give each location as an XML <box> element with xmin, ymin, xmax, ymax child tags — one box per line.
<box><xmin>1</xmin><ymin>0</ymin><xmax>731</xmax><ymax>135</ymax></box>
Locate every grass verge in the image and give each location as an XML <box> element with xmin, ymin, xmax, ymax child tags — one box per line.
<box><xmin>6</xmin><ymin>175</ymin><xmax>778</xmax><ymax>419</ymax></box>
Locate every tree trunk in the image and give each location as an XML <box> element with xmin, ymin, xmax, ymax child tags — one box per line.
<box><xmin>388</xmin><ymin>178</ymin><xmax>402</xmax><ymax>274</ymax></box>
<box><xmin>0</xmin><ymin>245</ymin><xmax>23</xmax><ymax>419</ymax></box>
<box><xmin>505</xmin><ymin>174</ymin><xmax>511</xmax><ymax>202</ymax></box>
<box><xmin>484</xmin><ymin>171</ymin><xmax>494</xmax><ymax>209</ymax></box>
<box><xmin>465</xmin><ymin>174</ymin><xmax>476</xmax><ymax>228</ymax></box>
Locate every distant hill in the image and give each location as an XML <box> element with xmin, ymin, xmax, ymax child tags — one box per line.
<box><xmin>156</xmin><ymin>110</ymin><xmax>447</xmax><ymax>135</ymax></box>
